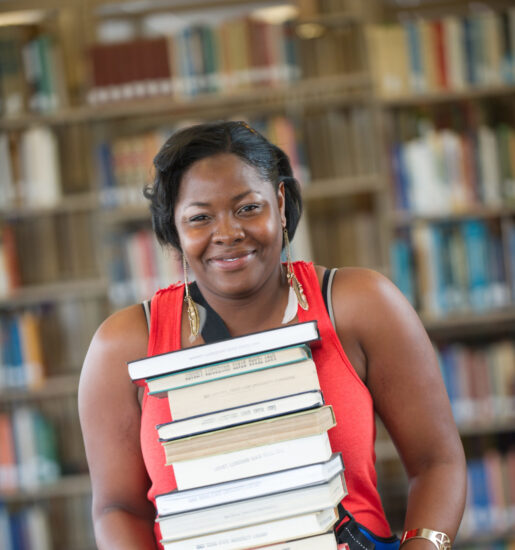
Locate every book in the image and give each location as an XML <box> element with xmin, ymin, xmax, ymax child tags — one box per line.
<box><xmin>157</xmin><ymin>473</ymin><xmax>346</xmax><ymax>541</ymax></box>
<box><xmin>171</xmin><ymin>431</ymin><xmax>333</xmax><ymax>491</ymax></box>
<box><xmin>161</xmin><ymin>506</ymin><xmax>339</xmax><ymax>549</ymax></box>
<box><xmin>155</xmin><ymin>453</ymin><xmax>344</xmax><ymax>516</ymax></box>
<box><xmin>161</xmin><ymin>405</ymin><xmax>335</xmax><ymax>462</ymax></box>
<box><xmin>156</xmin><ymin>390</ymin><xmax>323</xmax><ymax>440</ymax></box>
<box><xmin>167</xmin><ymin>359</ymin><xmax>321</xmax><ymax>420</ymax></box>
<box><xmin>147</xmin><ymin>344</ymin><xmax>311</xmax><ymax>396</ymax></box>
<box><xmin>128</xmin><ymin>320</ymin><xmax>319</xmax><ymax>382</ymax></box>
<box><xmin>256</xmin><ymin>533</ymin><xmax>339</xmax><ymax>550</ymax></box>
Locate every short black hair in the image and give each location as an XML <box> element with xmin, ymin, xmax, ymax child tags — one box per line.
<box><xmin>144</xmin><ymin>120</ymin><xmax>303</xmax><ymax>251</ymax></box>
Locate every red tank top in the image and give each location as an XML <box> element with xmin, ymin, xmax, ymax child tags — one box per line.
<box><xmin>140</xmin><ymin>261</ymin><xmax>392</xmax><ymax>547</ymax></box>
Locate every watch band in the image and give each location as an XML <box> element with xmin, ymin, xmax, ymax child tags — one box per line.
<box><xmin>400</xmin><ymin>528</ymin><xmax>451</xmax><ymax>550</ymax></box>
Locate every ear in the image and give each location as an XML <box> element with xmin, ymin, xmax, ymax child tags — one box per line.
<box><xmin>277</xmin><ymin>181</ymin><xmax>287</xmax><ymax>228</ymax></box>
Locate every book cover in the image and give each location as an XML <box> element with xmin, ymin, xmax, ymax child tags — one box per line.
<box><xmin>162</xmin><ymin>405</ymin><xmax>336</xmax><ymax>462</ymax></box>
<box><xmin>148</xmin><ymin>344</ymin><xmax>311</xmax><ymax>396</ymax></box>
<box><xmin>157</xmin><ymin>473</ymin><xmax>346</xmax><ymax>541</ymax></box>
<box><xmin>155</xmin><ymin>453</ymin><xmax>343</xmax><ymax>517</ymax></box>
<box><xmin>128</xmin><ymin>320</ymin><xmax>319</xmax><ymax>382</ymax></box>
<box><xmin>171</xmin><ymin>431</ymin><xmax>333</xmax><ymax>490</ymax></box>
<box><xmin>161</xmin><ymin>506</ymin><xmax>339</xmax><ymax>549</ymax></box>
<box><xmin>256</xmin><ymin>533</ymin><xmax>338</xmax><ymax>550</ymax></box>
<box><xmin>156</xmin><ymin>390</ymin><xmax>324</xmax><ymax>441</ymax></box>
<box><xmin>167</xmin><ymin>359</ymin><xmax>321</xmax><ymax>420</ymax></box>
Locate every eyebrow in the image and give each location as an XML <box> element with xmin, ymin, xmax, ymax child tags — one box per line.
<box><xmin>184</xmin><ymin>190</ymin><xmax>258</xmax><ymax>208</ymax></box>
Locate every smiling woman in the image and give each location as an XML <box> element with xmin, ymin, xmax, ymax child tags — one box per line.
<box><xmin>78</xmin><ymin>121</ymin><xmax>467</xmax><ymax>550</ymax></box>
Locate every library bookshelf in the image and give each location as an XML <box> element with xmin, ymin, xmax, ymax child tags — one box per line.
<box><xmin>0</xmin><ymin>0</ymin><xmax>514</xmax><ymax>548</ymax></box>
<box><xmin>371</xmin><ymin>0</ymin><xmax>515</xmax><ymax>546</ymax></box>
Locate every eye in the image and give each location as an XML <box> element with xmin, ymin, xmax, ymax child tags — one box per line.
<box><xmin>238</xmin><ymin>203</ymin><xmax>261</xmax><ymax>215</ymax></box>
<box><xmin>188</xmin><ymin>213</ymin><xmax>210</xmax><ymax>223</ymax></box>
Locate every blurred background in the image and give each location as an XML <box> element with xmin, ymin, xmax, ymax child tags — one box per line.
<box><xmin>0</xmin><ymin>0</ymin><xmax>514</xmax><ymax>548</ymax></box>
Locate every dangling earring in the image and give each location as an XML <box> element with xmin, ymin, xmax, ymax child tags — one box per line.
<box><xmin>283</xmin><ymin>228</ymin><xmax>309</xmax><ymax>311</ymax></box>
<box><xmin>182</xmin><ymin>254</ymin><xmax>200</xmax><ymax>338</ymax></box>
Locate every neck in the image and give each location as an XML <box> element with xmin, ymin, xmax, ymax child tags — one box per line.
<box><xmin>194</xmin><ymin>264</ymin><xmax>290</xmax><ymax>337</ymax></box>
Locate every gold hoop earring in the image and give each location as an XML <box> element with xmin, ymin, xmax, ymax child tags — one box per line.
<box><xmin>283</xmin><ymin>228</ymin><xmax>309</xmax><ymax>311</ymax></box>
<box><xmin>182</xmin><ymin>254</ymin><xmax>200</xmax><ymax>338</ymax></box>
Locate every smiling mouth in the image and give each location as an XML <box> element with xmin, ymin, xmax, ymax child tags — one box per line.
<box><xmin>208</xmin><ymin>251</ymin><xmax>256</xmax><ymax>268</ymax></box>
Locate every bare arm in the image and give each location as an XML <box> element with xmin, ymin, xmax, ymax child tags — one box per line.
<box><xmin>331</xmin><ymin>268</ymin><xmax>467</xmax><ymax>547</ymax></box>
<box><xmin>78</xmin><ymin>305</ymin><xmax>158</xmax><ymax>550</ymax></box>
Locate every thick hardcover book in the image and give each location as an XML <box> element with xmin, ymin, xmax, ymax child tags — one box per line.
<box><xmin>155</xmin><ymin>452</ymin><xmax>343</xmax><ymax>516</ymax></box>
<box><xmin>162</xmin><ymin>405</ymin><xmax>335</xmax><ymax>462</ymax></box>
<box><xmin>172</xmin><ymin>431</ymin><xmax>333</xmax><ymax>491</ymax></box>
<box><xmin>257</xmin><ymin>533</ymin><xmax>338</xmax><ymax>549</ymax></box>
<box><xmin>161</xmin><ymin>506</ymin><xmax>339</xmax><ymax>549</ymax></box>
<box><xmin>148</xmin><ymin>344</ymin><xmax>311</xmax><ymax>396</ymax></box>
<box><xmin>156</xmin><ymin>390</ymin><xmax>324</xmax><ymax>441</ymax></box>
<box><xmin>128</xmin><ymin>320</ymin><xmax>319</xmax><ymax>382</ymax></box>
<box><xmin>157</xmin><ymin>473</ymin><xmax>346</xmax><ymax>541</ymax></box>
<box><xmin>167</xmin><ymin>360</ymin><xmax>321</xmax><ymax>420</ymax></box>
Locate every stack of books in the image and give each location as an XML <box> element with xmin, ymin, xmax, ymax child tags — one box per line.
<box><xmin>128</xmin><ymin>321</ymin><xmax>346</xmax><ymax>550</ymax></box>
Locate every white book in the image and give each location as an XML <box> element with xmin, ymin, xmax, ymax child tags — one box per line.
<box><xmin>128</xmin><ymin>320</ymin><xmax>319</xmax><ymax>382</ymax></box>
<box><xmin>161</xmin><ymin>507</ymin><xmax>339</xmax><ymax>550</ymax></box>
<box><xmin>158</xmin><ymin>474</ymin><xmax>347</xmax><ymax>541</ymax></box>
<box><xmin>168</xmin><ymin>360</ymin><xmax>321</xmax><ymax>420</ymax></box>
<box><xmin>156</xmin><ymin>390</ymin><xmax>324</xmax><ymax>441</ymax></box>
<box><xmin>172</xmin><ymin>431</ymin><xmax>333</xmax><ymax>491</ymax></box>
<box><xmin>156</xmin><ymin>453</ymin><xmax>343</xmax><ymax>517</ymax></box>
<box><xmin>148</xmin><ymin>345</ymin><xmax>311</xmax><ymax>396</ymax></box>
<box><xmin>257</xmin><ymin>533</ymin><xmax>338</xmax><ymax>550</ymax></box>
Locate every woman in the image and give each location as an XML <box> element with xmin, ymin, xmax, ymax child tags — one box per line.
<box><xmin>78</xmin><ymin>121</ymin><xmax>467</xmax><ymax>550</ymax></box>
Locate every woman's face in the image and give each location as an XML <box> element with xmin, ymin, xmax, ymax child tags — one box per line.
<box><xmin>174</xmin><ymin>153</ymin><xmax>286</xmax><ymax>300</ymax></box>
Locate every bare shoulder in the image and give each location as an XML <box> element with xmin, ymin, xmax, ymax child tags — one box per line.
<box><xmin>86</xmin><ymin>304</ymin><xmax>149</xmax><ymax>365</ymax></box>
<box><xmin>79</xmin><ymin>304</ymin><xmax>149</xmax><ymax>402</ymax></box>
<box><xmin>322</xmin><ymin>266</ymin><xmax>417</xmax><ymax>322</ymax></box>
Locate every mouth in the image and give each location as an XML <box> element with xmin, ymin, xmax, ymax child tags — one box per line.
<box><xmin>207</xmin><ymin>250</ymin><xmax>256</xmax><ymax>270</ymax></box>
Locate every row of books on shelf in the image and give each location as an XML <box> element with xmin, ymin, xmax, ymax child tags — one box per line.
<box><xmin>0</xmin><ymin>31</ymin><xmax>68</xmax><ymax>117</ymax></box>
<box><xmin>0</xmin><ymin>407</ymin><xmax>60</xmax><ymax>492</ymax></box>
<box><xmin>390</xmin><ymin>121</ymin><xmax>515</xmax><ymax>214</ymax></box>
<box><xmin>1</xmin><ymin>496</ymin><xmax>95</xmax><ymax>550</ymax></box>
<box><xmin>0</xmin><ymin>212</ymin><xmax>98</xmax><ymax>292</ymax></box>
<box><xmin>436</xmin><ymin>340</ymin><xmax>515</xmax><ymax>427</ymax></box>
<box><xmin>87</xmin><ymin>18</ymin><xmax>300</xmax><ymax>105</ymax></box>
<box><xmin>129</xmin><ymin>320</ymin><xmax>347</xmax><ymax>549</ymax></box>
<box><xmin>366</xmin><ymin>9</ymin><xmax>515</xmax><ymax>97</ymax></box>
<box><xmin>97</xmin><ymin>115</ymin><xmax>309</xmax><ymax>209</ymax></box>
<box><xmin>0</xmin><ymin>503</ymin><xmax>52</xmax><ymax>550</ymax></box>
<box><xmin>0</xmin><ymin>128</ymin><xmax>61</xmax><ymax>210</ymax></box>
<box><xmin>460</xmin><ymin>449</ymin><xmax>515</xmax><ymax>539</ymax></box>
<box><xmin>391</xmin><ymin>219</ymin><xmax>512</xmax><ymax>316</ymax></box>
<box><xmin>0</xmin><ymin>311</ymin><xmax>45</xmax><ymax>390</ymax></box>
<box><xmin>108</xmin><ymin>229</ymin><xmax>182</xmax><ymax>306</ymax></box>
<box><xmin>0</xmin><ymin>298</ymin><xmax>106</xmax><ymax>387</ymax></box>
<box><xmin>96</xmin><ymin>106</ymin><xmax>375</xmax><ymax>212</ymax></box>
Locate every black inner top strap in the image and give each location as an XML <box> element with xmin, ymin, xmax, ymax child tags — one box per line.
<box><xmin>189</xmin><ymin>281</ymin><xmax>231</xmax><ymax>343</ymax></box>
<box><xmin>321</xmin><ymin>268</ymin><xmax>330</xmax><ymax>313</ymax></box>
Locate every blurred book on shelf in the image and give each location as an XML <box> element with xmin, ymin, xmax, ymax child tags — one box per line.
<box><xmin>366</xmin><ymin>9</ymin><xmax>515</xmax><ymax>98</ymax></box>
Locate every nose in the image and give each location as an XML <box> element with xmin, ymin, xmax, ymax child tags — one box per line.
<box><xmin>213</xmin><ymin>213</ymin><xmax>244</xmax><ymax>244</ymax></box>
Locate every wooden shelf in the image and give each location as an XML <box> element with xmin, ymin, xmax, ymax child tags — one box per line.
<box><xmin>0</xmin><ymin>278</ymin><xmax>109</xmax><ymax>308</ymax></box>
<box><xmin>0</xmin><ymin>74</ymin><xmax>373</xmax><ymax>130</ymax></box>
<box><xmin>0</xmin><ymin>473</ymin><xmax>91</xmax><ymax>503</ymax></box>
<box><xmin>378</xmin><ymin>83</ymin><xmax>515</xmax><ymax>107</ymax></box>
<box><xmin>458</xmin><ymin>416</ymin><xmax>515</xmax><ymax>437</ymax></box>
<box><xmin>0</xmin><ymin>374</ymin><xmax>80</xmax><ymax>402</ymax></box>
<box><xmin>391</xmin><ymin>204</ymin><xmax>515</xmax><ymax>226</ymax></box>
<box><xmin>0</xmin><ymin>192</ymin><xmax>100</xmax><ymax>220</ymax></box>
<box><xmin>303</xmin><ymin>174</ymin><xmax>382</xmax><ymax>201</ymax></box>
<box><xmin>422</xmin><ymin>308</ymin><xmax>515</xmax><ymax>337</ymax></box>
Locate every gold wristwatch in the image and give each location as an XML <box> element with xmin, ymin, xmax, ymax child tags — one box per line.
<box><xmin>400</xmin><ymin>528</ymin><xmax>451</xmax><ymax>550</ymax></box>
